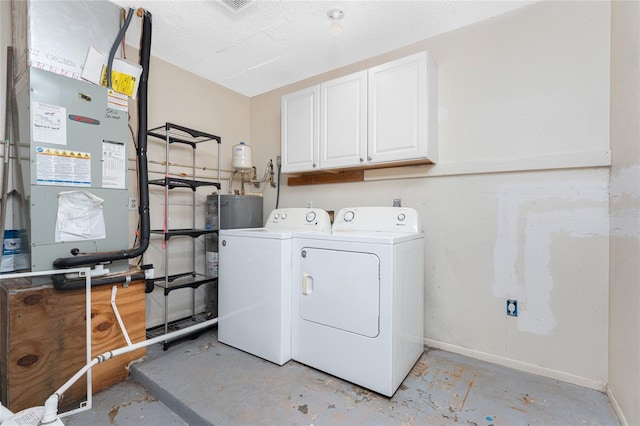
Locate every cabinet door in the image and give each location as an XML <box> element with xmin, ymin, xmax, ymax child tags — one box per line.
<box><xmin>281</xmin><ymin>86</ymin><xmax>319</xmax><ymax>173</ymax></box>
<box><xmin>368</xmin><ymin>51</ymin><xmax>435</xmax><ymax>164</ymax></box>
<box><xmin>320</xmin><ymin>71</ymin><xmax>367</xmax><ymax>170</ymax></box>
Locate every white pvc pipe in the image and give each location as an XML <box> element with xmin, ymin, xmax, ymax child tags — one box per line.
<box><xmin>41</xmin><ymin>317</ymin><xmax>218</xmax><ymax>424</ymax></box>
<box><xmin>0</xmin><ymin>405</ymin><xmax>13</xmax><ymax>422</ymax></box>
<box><xmin>110</xmin><ymin>286</ymin><xmax>132</xmax><ymax>346</ymax></box>
<box><xmin>1</xmin><ymin>268</ymin><xmax>93</xmax><ymax>422</ymax></box>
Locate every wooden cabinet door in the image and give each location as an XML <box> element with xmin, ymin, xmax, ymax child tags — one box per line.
<box><xmin>368</xmin><ymin>51</ymin><xmax>434</xmax><ymax>165</ymax></box>
<box><xmin>281</xmin><ymin>86</ymin><xmax>319</xmax><ymax>173</ymax></box>
<box><xmin>320</xmin><ymin>71</ymin><xmax>367</xmax><ymax>170</ymax></box>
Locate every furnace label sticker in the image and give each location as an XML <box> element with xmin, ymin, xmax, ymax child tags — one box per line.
<box><xmin>107</xmin><ymin>90</ymin><xmax>128</xmax><ymax>112</ymax></box>
<box><xmin>102</xmin><ymin>140</ymin><xmax>126</xmax><ymax>189</ymax></box>
<box><xmin>32</xmin><ymin>101</ymin><xmax>67</xmax><ymax>145</ymax></box>
<box><xmin>35</xmin><ymin>146</ymin><xmax>91</xmax><ymax>187</ymax></box>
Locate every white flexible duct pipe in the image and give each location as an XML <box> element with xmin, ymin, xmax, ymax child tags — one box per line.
<box><xmin>40</xmin><ymin>317</ymin><xmax>218</xmax><ymax>424</ymax></box>
<box><xmin>0</xmin><ymin>406</ymin><xmax>13</xmax><ymax>423</ymax></box>
<box><xmin>0</xmin><ymin>317</ymin><xmax>218</xmax><ymax>426</ymax></box>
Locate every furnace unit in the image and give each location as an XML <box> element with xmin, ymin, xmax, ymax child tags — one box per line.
<box><xmin>10</xmin><ymin>1</ymin><xmax>132</xmax><ymax>273</ymax></box>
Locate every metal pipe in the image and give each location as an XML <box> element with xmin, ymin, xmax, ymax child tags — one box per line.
<box><xmin>228</xmin><ymin>169</ymin><xmax>237</xmax><ymax>194</ymax></box>
<box><xmin>244</xmin><ymin>160</ymin><xmax>275</xmax><ymax>186</ymax></box>
<box><xmin>1</xmin><ymin>47</ymin><xmax>14</xmax><ymax>254</ymax></box>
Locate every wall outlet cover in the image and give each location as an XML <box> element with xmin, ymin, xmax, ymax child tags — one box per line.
<box><xmin>128</xmin><ymin>196</ymin><xmax>138</xmax><ymax>211</ymax></box>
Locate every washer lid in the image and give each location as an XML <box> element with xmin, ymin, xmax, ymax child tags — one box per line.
<box><xmin>219</xmin><ymin>228</ymin><xmax>293</xmax><ymax>239</ymax></box>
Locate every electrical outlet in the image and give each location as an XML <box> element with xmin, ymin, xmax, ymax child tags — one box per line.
<box><xmin>276</xmin><ymin>155</ymin><xmax>282</xmax><ymax>166</ymax></box>
<box><xmin>506</xmin><ymin>299</ymin><xmax>518</xmax><ymax>317</ymax></box>
<box><xmin>128</xmin><ymin>196</ymin><xmax>138</xmax><ymax>211</ymax></box>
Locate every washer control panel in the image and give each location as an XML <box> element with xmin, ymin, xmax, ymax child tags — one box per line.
<box><xmin>266</xmin><ymin>208</ymin><xmax>332</xmax><ymax>232</ymax></box>
<box><xmin>333</xmin><ymin>207</ymin><xmax>421</xmax><ymax>233</ymax></box>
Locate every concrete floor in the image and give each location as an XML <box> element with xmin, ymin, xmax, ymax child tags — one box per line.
<box><xmin>64</xmin><ymin>328</ymin><xmax>619</xmax><ymax>425</ymax></box>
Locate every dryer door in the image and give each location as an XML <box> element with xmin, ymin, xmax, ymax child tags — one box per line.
<box><xmin>298</xmin><ymin>247</ymin><xmax>380</xmax><ymax>337</ymax></box>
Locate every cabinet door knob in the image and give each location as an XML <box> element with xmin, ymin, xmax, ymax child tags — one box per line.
<box><xmin>359</xmin><ymin>158</ymin><xmax>364</xmax><ymax>163</ymax></box>
<box><xmin>367</xmin><ymin>156</ymin><xmax>372</xmax><ymax>161</ymax></box>
<box><xmin>313</xmin><ymin>163</ymin><xmax>317</xmax><ymax>168</ymax></box>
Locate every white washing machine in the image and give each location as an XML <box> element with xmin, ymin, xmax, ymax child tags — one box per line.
<box><xmin>291</xmin><ymin>206</ymin><xmax>424</xmax><ymax>396</ymax></box>
<box><xmin>218</xmin><ymin>208</ymin><xmax>331</xmax><ymax>365</ymax></box>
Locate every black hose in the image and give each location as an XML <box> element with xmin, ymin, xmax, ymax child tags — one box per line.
<box><xmin>52</xmin><ymin>270</ymin><xmax>147</xmax><ymax>291</ymax></box>
<box><xmin>53</xmin><ymin>9</ymin><xmax>152</xmax><ymax>269</ymax></box>
<box><xmin>275</xmin><ymin>162</ymin><xmax>281</xmax><ymax>209</ymax></box>
<box><xmin>107</xmin><ymin>8</ymin><xmax>135</xmax><ymax>89</ymax></box>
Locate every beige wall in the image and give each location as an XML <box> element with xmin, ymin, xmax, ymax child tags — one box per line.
<box><xmin>251</xmin><ymin>0</ymin><xmax>612</xmax><ymax>389</ymax></box>
<box><xmin>609</xmin><ymin>1</ymin><xmax>640</xmax><ymax>425</ymax></box>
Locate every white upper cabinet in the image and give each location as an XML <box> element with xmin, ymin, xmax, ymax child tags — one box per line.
<box><xmin>320</xmin><ymin>71</ymin><xmax>368</xmax><ymax>170</ymax></box>
<box><xmin>368</xmin><ymin>51</ymin><xmax>438</xmax><ymax>165</ymax></box>
<box><xmin>281</xmin><ymin>85</ymin><xmax>319</xmax><ymax>173</ymax></box>
<box><xmin>281</xmin><ymin>51</ymin><xmax>438</xmax><ymax>173</ymax></box>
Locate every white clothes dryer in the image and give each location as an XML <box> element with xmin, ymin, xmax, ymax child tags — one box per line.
<box><xmin>291</xmin><ymin>207</ymin><xmax>424</xmax><ymax>396</ymax></box>
<box><xmin>218</xmin><ymin>208</ymin><xmax>331</xmax><ymax>365</ymax></box>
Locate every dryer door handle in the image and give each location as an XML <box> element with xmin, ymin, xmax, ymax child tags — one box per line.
<box><xmin>302</xmin><ymin>273</ymin><xmax>314</xmax><ymax>295</ymax></box>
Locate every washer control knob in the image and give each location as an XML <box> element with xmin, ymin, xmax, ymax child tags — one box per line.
<box><xmin>274</xmin><ymin>213</ymin><xmax>280</xmax><ymax>219</ymax></box>
<box><xmin>305</xmin><ymin>211</ymin><xmax>316</xmax><ymax>222</ymax></box>
<box><xmin>397</xmin><ymin>213</ymin><xmax>406</xmax><ymax>222</ymax></box>
<box><xmin>343</xmin><ymin>210</ymin><xmax>355</xmax><ymax>222</ymax></box>
<box><xmin>281</xmin><ymin>213</ymin><xmax>287</xmax><ymax>219</ymax></box>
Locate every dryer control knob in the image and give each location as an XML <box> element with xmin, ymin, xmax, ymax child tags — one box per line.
<box><xmin>397</xmin><ymin>213</ymin><xmax>406</xmax><ymax>221</ymax></box>
<box><xmin>274</xmin><ymin>213</ymin><xmax>280</xmax><ymax>219</ymax></box>
<box><xmin>343</xmin><ymin>210</ymin><xmax>355</xmax><ymax>222</ymax></box>
<box><xmin>281</xmin><ymin>213</ymin><xmax>287</xmax><ymax>219</ymax></box>
<box><xmin>305</xmin><ymin>211</ymin><xmax>316</xmax><ymax>222</ymax></box>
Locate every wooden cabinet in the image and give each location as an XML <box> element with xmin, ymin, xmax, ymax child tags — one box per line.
<box><xmin>320</xmin><ymin>71</ymin><xmax>368</xmax><ymax>170</ymax></box>
<box><xmin>281</xmin><ymin>86</ymin><xmax>319</xmax><ymax>173</ymax></box>
<box><xmin>281</xmin><ymin>51</ymin><xmax>438</xmax><ymax>174</ymax></box>
<box><xmin>368</xmin><ymin>51</ymin><xmax>438</xmax><ymax>165</ymax></box>
<box><xmin>0</xmin><ymin>277</ymin><xmax>146</xmax><ymax>412</ymax></box>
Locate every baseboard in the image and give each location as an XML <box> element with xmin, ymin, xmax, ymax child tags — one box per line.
<box><xmin>606</xmin><ymin>385</ymin><xmax>629</xmax><ymax>426</ymax></box>
<box><xmin>423</xmin><ymin>338</ymin><xmax>607</xmax><ymax>392</ymax></box>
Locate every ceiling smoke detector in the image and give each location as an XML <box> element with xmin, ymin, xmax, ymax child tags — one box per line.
<box><xmin>220</xmin><ymin>0</ymin><xmax>254</xmax><ymax>13</ymax></box>
<box><xmin>327</xmin><ymin>8</ymin><xmax>345</xmax><ymax>37</ymax></box>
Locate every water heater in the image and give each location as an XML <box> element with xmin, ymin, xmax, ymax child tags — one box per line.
<box><xmin>203</xmin><ymin>194</ymin><xmax>263</xmax><ymax>317</ymax></box>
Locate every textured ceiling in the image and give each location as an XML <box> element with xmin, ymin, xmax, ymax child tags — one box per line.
<box><xmin>111</xmin><ymin>0</ymin><xmax>536</xmax><ymax>97</ymax></box>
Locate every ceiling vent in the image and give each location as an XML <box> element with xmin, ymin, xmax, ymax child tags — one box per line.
<box><xmin>220</xmin><ymin>0</ymin><xmax>254</xmax><ymax>13</ymax></box>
